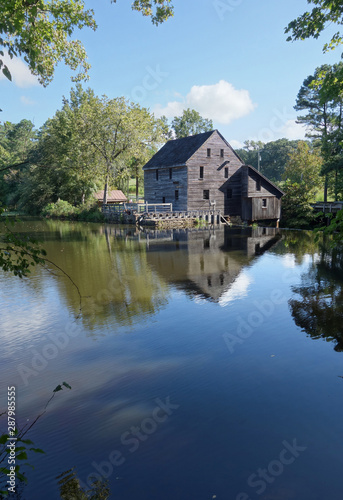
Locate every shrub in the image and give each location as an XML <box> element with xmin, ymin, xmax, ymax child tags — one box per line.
<box><xmin>42</xmin><ymin>200</ymin><xmax>105</xmax><ymax>222</ymax></box>
<box><xmin>42</xmin><ymin>200</ymin><xmax>76</xmax><ymax>218</ymax></box>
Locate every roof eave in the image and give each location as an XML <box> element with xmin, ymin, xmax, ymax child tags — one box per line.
<box><xmin>245</xmin><ymin>164</ymin><xmax>285</xmax><ymax>196</ymax></box>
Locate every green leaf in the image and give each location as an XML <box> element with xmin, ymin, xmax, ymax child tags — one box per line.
<box><xmin>0</xmin><ymin>433</ymin><xmax>9</xmax><ymax>444</ymax></box>
<box><xmin>62</xmin><ymin>381</ymin><xmax>72</xmax><ymax>389</ymax></box>
<box><xmin>30</xmin><ymin>447</ymin><xmax>45</xmax><ymax>454</ymax></box>
<box><xmin>2</xmin><ymin>65</ymin><xmax>12</xmax><ymax>81</ymax></box>
<box><xmin>53</xmin><ymin>384</ymin><xmax>63</xmax><ymax>392</ymax></box>
<box><xmin>16</xmin><ymin>451</ymin><xmax>28</xmax><ymax>460</ymax></box>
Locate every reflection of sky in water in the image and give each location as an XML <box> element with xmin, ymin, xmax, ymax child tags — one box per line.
<box><xmin>2</xmin><ymin>223</ymin><xmax>343</xmax><ymax>500</ymax></box>
<box><xmin>218</xmin><ymin>271</ymin><xmax>253</xmax><ymax>307</ymax></box>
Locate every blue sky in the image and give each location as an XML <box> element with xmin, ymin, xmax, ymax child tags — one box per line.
<box><xmin>0</xmin><ymin>0</ymin><xmax>341</xmax><ymax>148</ymax></box>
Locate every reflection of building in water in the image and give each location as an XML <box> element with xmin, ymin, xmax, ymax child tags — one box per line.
<box><xmin>142</xmin><ymin>227</ymin><xmax>281</xmax><ymax>302</ymax></box>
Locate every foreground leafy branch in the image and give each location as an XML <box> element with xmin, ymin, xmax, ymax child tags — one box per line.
<box><xmin>0</xmin><ymin>383</ymin><xmax>72</xmax><ymax>497</ymax></box>
<box><xmin>0</xmin><ymin>0</ymin><xmax>174</xmax><ymax>86</ymax></box>
<box><xmin>285</xmin><ymin>0</ymin><xmax>343</xmax><ymax>53</ymax></box>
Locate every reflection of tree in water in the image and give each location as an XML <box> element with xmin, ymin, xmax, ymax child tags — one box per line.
<box><xmin>28</xmin><ymin>220</ymin><xmax>169</xmax><ymax>333</ymax></box>
<box><xmin>289</xmin><ymin>244</ymin><xmax>343</xmax><ymax>351</ymax></box>
<box><xmin>271</xmin><ymin>229</ymin><xmax>318</xmax><ymax>264</ymax></box>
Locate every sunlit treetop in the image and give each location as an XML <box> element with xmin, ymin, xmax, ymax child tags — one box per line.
<box><xmin>116</xmin><ymin>0</ymin><xmax>174</xmax><ymax>26</ymax></box>
<box><xmin>0</xmin><ymin>0</ymin><xmax>174</xmax><ymax>87</ymax></box>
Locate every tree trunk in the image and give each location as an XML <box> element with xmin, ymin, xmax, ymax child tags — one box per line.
<box><xmin>103</xmin><ymin>175</ymin><xmax>109</xmax><ymax>206</ymax></box>
<box><xmin>324</xmin><ymin>174</ymin><xmax>328</xmax><ymax>203</ymax></box>
<box><xmin>136</xmin><ymin>165</ymin><xmax>139</xmax><ymax>200</ymax></box>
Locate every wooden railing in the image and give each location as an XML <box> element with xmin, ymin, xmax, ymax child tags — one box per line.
<box><xmin>311</xmin><ymin>202</ymin><xmax>343</xmax><ymax>213</ymax></box>
<box><xmin>102</xmin><ymin>203</ymin><xmax>173</xmax><ymax>214</ymax></box>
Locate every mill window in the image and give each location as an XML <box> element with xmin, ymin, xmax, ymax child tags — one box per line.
<box><xmin>175</xmin><ymin>190</ymin><xmax>179</xmax><ymax>200</ymax></box>
<box><xmin>203</xmin><ymin>190</ymin><xmax>210</xmax><ymax>200</ymax></box>
<box><xmin>224</xmin><ymin>167</ymin><xmax>229</xmax><ymax>178</ymax></box>
<box><xmin>199</xmin><ymin>166</ymin><xmax>204</xmax><ymax>179</ymax></box>
<box><xmin>207</xmin><ymin>148</ymin><xmax>211</xmax><ymax>157</ymax></box>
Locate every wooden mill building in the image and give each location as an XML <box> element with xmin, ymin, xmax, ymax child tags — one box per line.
<box><xmin>143</xmin><ymin>130</ymin><xmax>284</xmax><ymax>222</ymax></box>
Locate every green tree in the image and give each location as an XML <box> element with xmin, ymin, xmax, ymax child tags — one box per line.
<box><xmin>294</xmin><ymin>63</ymin><xmax>343</xmax><ymax>200</ymax></box>
<box><xmin>77</xmin><ymin>91</ymin><xmax>162</xmax><ymax>204</ymax></box>
<box><xmin>285</xmin><ymin>0</ymin><xmax>343</xmax><ymax>53</ymax></box>
<box><xmin>0</xmin><ymin>0</ymin><xmax>96</xmax><ymax>86</ymax></box>
<box><xmin>171</xmin><ymin>109</ymin><xmax>213</xmax><ymax>139</ymax></box>
<box><xmin>0</xmin><ymin>119</ymin><xmax>37</xmax><ymax>207</ymax></box>
<box><xmin>236</xmin><ymin>139</ymin><xmax>300</xmax><ymax>181</ymax></box>
<box><xmin>280</xmin><ymin>180</ymin><xmax>315</xmax><ymax>228</ymax></box>
<box><xmin>114</xmin><ymin>0</ymin><xmax>174</xmax><ymax>25</ymax></box>
<box><xmin>0</xmin><ymin>0</ymin><xmax>174</xmax><ymax>86</ymax></box>
<box><xmin>283</xmin><ymin>141</ymin><xmax>323</xmax><ymax>196</ymax></box>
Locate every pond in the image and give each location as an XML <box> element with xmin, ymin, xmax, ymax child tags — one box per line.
<box><xmin>1</xmin><ymin>220</ymin><xmax>343</xmax><ymax>499</ymax></box>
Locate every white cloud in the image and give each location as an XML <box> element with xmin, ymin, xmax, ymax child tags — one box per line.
<box><xmin>229</xmin><ymin>139</ymin><xmax>244</xmax><ymax>149</ymax></box>
<box><xmin>20</xmin><ymin>96</ymin><xmax>37</xmax><ymax>106</ymax></box>
<box><xmin>154</xmin><ymin>100</ymin><xmax>185</xmax><ymax>118</ymax></box>
<box><xmin>154</xmin><ymin>80</ymin><xmax>256</xmax><ymax>124</ymax></box>
<box><xmin>0</xmin><ymin>52</ymin><xmax>39</xmax><ymax>88</ymax></box>
<box><xmin>279</xmin><ymin>119</ymin><xmax>307</xmax><ymax>141</ymax></box>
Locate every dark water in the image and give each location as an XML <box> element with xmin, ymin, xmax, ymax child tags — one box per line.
<box><xmin>1</xmin><ymin>220</ymin><xmax>343</xmax><ymax>500</ymax></box>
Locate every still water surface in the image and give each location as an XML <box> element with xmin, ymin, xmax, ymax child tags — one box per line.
<box><xmin>1</xmin><ymin>220</ymin><xmax>343</xmax><ymax>499</ymax></box>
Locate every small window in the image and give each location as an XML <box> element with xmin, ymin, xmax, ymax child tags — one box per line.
<box><xmin>224</xmin><ymin>167</ymin><xmax>229</xmax><ymax>178</ymax></box>
<box><xmin>256</xmin><ymin>179</ymin><xmax>261</xmax><ymax>191</ymax></box>
<box><xmin>220</xmin><ymin>149</ymin><xmax>224</xmax><ymax>158</ymax></box>
<box><xmin>199</xmin><ymin>166</ymin><xmax>204</xmax><ymax>179</ymax></box>
<box><xmin>169</xmin><ymin>168</ymin><xmax>172</xmax><ymax>180</ymax></box>
<box><xmin>262</xmin><ymin>198</ymin><xmax>267</xmax><ymax>208</ymax></box>
<box><xmin>226</xmin><ymin>188</ymin><xmax>232</xmax><ymax>199</ymax></box>
<box><xmin>207</xmin><ymin>148</ymin><xmax>211</xmax><ymax>157</ymax></box>
<box><xmin>203</xmin><ymin>189</ymin><xmax>209</xmax><ymax>200</ymax></box>
<box><xmin>175</xmin><ymin>190</ymin><xmax>179</xmax><ymax>200</ymax></box>
<box><xmin>162</xmin><ymin>196</ymin><xmax>165</xmax><ymax>203</ymax></box>
<box><xmin>156</xmin><ymin>169</ymin><xmax>159</xmax><ymax>181</ymax></box>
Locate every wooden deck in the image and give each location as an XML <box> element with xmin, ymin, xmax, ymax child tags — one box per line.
<box><xmin>311</xmin><ymin>202</ymin><xmax>343</xmax><ymax>214</ymax></box>
<box><xmin>102</xmin><ymin>203</ymin><xmax>226</xmax><ymax>227</ymax></box>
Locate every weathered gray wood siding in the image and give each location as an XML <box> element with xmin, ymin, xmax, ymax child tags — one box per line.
<box><xmin>186</xmin><ymin>131</ymin><xmax>243</xmax><ymax>213</ymax></box>
<box><xmin>243</xmin><ymin>168</ymin><xmax>282</xmax><ymax>220</ymax></box>
<box><xmin>144</xmin><ymin>166</ymin><xmax>188</xmax><ymax>210</ymax></box>
<box><xmin>251</xmin><ymin>197</ymin><xmax>281</xmax><ymax>220</ymax></box>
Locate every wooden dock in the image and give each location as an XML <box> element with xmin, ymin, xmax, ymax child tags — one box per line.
<box><xmin>102</xmin><ymin>203</ymin><xmax>226</xmax><ymax>227</ymax></box>
<box><xmin>311</xmin><ymin>202</ymin><xmax>343</xmax><ymax>214</ymax></box>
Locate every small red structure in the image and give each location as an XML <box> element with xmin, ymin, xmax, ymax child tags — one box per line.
<box><xmin>94</xmin><ymin>190</ymin><xmax>127</xmax><ymax>206</ymax></box>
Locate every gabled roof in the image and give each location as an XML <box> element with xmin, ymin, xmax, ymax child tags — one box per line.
<box><xmin>94</xmin><ymin>190</ymin><xmax>127</xmax><ymax>202</ymax></box>
<box><xmin>143</xmin><ymin>130</ymin><xmax>213</xmax><ymax>170</ymax></box>
<box><xmin>245</xmin><ymin>165</ymin><xmax>285</xmax><ymax>196</ymax></box>
<box><xmin>143</xmin><ymin>130</ymin><xmax>243</xmax><ymax>170</ymax></box>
